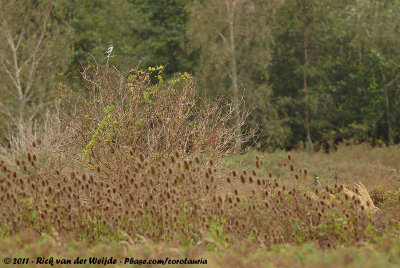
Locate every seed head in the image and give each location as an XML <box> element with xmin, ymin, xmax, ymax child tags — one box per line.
<box><xmin>184</xmin><ymin>161</ymin><xmax>189</xmax><ymax>170</ymax></box>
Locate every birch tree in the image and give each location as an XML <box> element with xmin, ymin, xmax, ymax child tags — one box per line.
<box><xmin>0</xmin><ymin>0</ymin><xmax>71</xmax><ymax>136</ymax></box>
<box><xmin>188</xmin><ymin>0</ymin><xmax>281</xmax><ymax>152</ymax></box>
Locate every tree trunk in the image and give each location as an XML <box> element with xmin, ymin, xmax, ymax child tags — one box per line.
<box><xmin>303</xmin><ymin>0</ymin><xmax>313</xmax><ymax>153</ymax></box>
<box><xmin>228</xmin><ymin>1</ymin><xmax>242</xmax><ymax>153</ymax></box>
<box><xmin>383</xmin><ymin>85</ymin><xmax>393</xmax><ymax>145</ymax></box>
<box><xmin>381</xmin><ymin>70</ymin><xmax>400</xmax><ymax>145</ymax></box>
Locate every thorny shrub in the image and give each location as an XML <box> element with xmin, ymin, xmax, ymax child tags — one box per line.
<box><xmin>57</xmin><ymin>62</ymin><xmax>250</xmax><ymax>175</ymax></box>
<box><xmin>1</xmin><ymin>146</ymin><xmax>396</xmax><ymax>249</ymax></box>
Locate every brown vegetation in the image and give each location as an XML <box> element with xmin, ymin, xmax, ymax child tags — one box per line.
<box><xmin>0</xmin><ymin>142</ymin><xmax>391</xmax><ymax>249</ymax></box>
<box><xmin>0</xmin><ymin>64</ymin><xmax>399</xmax><ymax>258</ymax></box>
<box><xmin>56</xmin><ymin>62</ymin><xmax>251</xmax><ymax>175</ymax></box>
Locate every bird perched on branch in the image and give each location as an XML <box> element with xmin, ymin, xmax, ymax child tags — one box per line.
<box><xmin>102</xmin><ymin>45</ymin><xmax>114</xmax><ymax>55</ymax></box>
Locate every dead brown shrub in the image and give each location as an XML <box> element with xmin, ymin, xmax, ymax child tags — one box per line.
<box><xmin>57</xmin><ymin>62</ymin><xmax>251</xmax><ymax>175</ymax></box>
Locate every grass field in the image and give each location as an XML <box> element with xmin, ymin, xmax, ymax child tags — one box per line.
<box><xmin>1</xmin><ymin>234</ymin><xmax>400</xmax><ymax>267</ymax></box>
<box><xmin>1</xmin><ymin>144</ymin><xmax>400</xmax><ymax>267</ymax></box>
<box><xmin>224</xmin><ymin>143</ymin><xmax>400</xmax><ymax>189</ymax></box>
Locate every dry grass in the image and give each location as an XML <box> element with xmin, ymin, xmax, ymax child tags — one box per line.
<box><xmin>0</xmin><ymin>143</ymin><xmax>394</xmax><ymax>249</ymax></box>
<box><xmin>1</xmin><ymin>234</ymin><xmax>400</xmax><ymax>267</ymax></box>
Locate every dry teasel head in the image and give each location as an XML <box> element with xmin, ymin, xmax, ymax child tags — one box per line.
<box><xmin>184</xmin><ymin>161</ymin><xmax>189</xmax><ymax>170</ymax></box>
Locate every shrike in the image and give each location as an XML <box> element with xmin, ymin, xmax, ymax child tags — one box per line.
<box><xmin>102</xmin><ymin>45</ymin><xmax>114</xmax><ymax>55</ymax></box>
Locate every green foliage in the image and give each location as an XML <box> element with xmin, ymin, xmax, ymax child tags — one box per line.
<box><xmin>268</xmin><ymin>0</ymin><xmax>400</xmax><ymax>147</ymax></box>
<box><xmin>205</xmin><ymin>216</ymin><xmax>227</xmax><ymax>251</ymax></box>
<box><xmin>129</xmin><ymin>0</ymin><xmax>196</xmax><ymax>75</ymax></box>
<box><xmin>2</xmin><ymin>0</ymin><xmax>400</xmax><ymax>149</ymax></box>
<box><xmin>82</xmin><ymin>105</ymin><xmax>120</xmax><ymax>166</ymax></box>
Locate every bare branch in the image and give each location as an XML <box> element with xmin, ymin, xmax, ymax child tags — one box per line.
<box><xmin>385</xmin><ymin>71</ymin><xmax>400</xmax><ymax>89</ymax></box>
<box><xmin>1</xmin><ymin>64</ymin><xmax>19</xmax><ymax>90</ymax></box>
<box><xmin>25</xmin><ymin>5</ymin><xmax>51</xmax><ymax>95</ymax></box>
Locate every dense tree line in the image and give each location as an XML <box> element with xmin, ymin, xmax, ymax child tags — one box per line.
<box><xmin>1</xmin><ymin>0</ymin><xmax>399</xmax><ymax>150</ymax></box>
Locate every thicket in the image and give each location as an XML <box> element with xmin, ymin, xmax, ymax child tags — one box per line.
<box><xmin>57</xmin><ymin>61</ymin><xmax>250</xmax><ymax>170</ymax></box>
